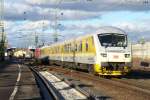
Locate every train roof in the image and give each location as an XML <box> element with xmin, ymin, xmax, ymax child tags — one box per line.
<box><xmin>72</xmin><ymin>26</ymin><xmax>126</xmax><ymax>40</ymax></box>
<box><xmin>40</xmin><ymin>26</ymin><xmax>126</xmax><ymax>48</ymax></box>
<box><xmin>40</xmin><ymin>45</ymin><xmax>51</xmax><ymax>49</ymax></box>
<box><xmin>95</xmin><ymin>26</ymin><xmax>126</xmax><ymax>35</ymax></box>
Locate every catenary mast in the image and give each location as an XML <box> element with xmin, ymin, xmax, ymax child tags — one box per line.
<box><xmin>0</xmin><ymin>0</ymin><xmax>5</xmax><ymax>61</ymax></box>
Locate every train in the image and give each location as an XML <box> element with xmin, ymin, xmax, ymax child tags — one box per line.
<box><xmin>35</xmin><ymin>26</ymin><xmax>132</xmax><ymax>76</ymax></box>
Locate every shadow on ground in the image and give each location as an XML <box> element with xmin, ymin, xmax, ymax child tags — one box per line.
<box><xmin>123</xmin><ymin>69</ymin><xmax>150</xmax><ymax>79</ymax></box>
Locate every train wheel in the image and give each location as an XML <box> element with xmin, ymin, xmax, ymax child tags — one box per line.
<box><xmin>105</xmin><ymin>76</ymin><xmax>111</xmax><ymax>79</ymax></box>
<box><xmin>88</xmin><ymin>65</ymin><xmax>95</xmax><ymax>75</ymax></box>
<box><xmin>61</xmin><ymin>62</ymin><xmax>64</xmax><ymax>68</ymax></box>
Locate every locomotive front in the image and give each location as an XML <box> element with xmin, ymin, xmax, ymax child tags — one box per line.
<box><xmin>94</xmin><ymin>27</ymin><xmax>132</xmax><ymax>76</ymax></box>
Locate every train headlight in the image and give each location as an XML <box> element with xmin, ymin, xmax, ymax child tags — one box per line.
<box><xmin>101</xmin><ymin>53</ymin><xmax>107</xmax><ymax>57</ymax></box>
<box><xmin>125</xmin><ymin>54</ymin><xmax>130</xmax><ymax>58</ymax></box>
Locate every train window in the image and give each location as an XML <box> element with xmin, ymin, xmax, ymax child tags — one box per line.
<box><xmin>57</xmin><ymin>47</ymin><xmax>59</xmax><ymax>53</ymax></box>
<box><xmin>98</xmin><ymin>33</ymin><xmax>127</xmax><ymax>47</ymax></box>
<box><xmin>54</xmin><ymin>48</ymin><xmax>55</xmax><ymax>53</ymax></box>
<box><xmin>58</xmin><ymin>47</ymin><xmax>60</xmax><ymax>53</ymax></box>
<box><xmin>79</xmin><ymin>41</ymin><xmax>82</xmax><ymax>52</ymax></box>
<box><xmin>53</xmin><ymin>49</ymin><xmax>54</xmax><ymax>54</ymax></box>
<box><xmin>51</xmin><ymin>48</ymin><xmax>53</xmax><ymax>53</ymax></box>
<box><xmin>72</xmin><ymin>43</ymin><xmax>76</xmax><ymax>52</ymax></box>
<box><xmin>63</xmin><ymin>45</ymin><xmax>65</xmax><ymax>52</ymax></box>
<box><xmin>61</xmin><ymin>47</ymin><xmax>62</xmax><ymax>53</ymax></box>
<box><xmin>59</xmin><ymin>47</ymin><xmax>60</xmax><ymax>53</ymax></box>
<box><xmin>64</xmin><ymin>45</ymin><xmax>65</xmax><ymax>52</ymax></box>
<box><xmin>65</xmin><ymin>44</ymin><xmax>69</xmax><ymax>53</ymax></box>
<box><xmin>75</xmin><ymin>44</ymin><xmax>77</xmax><ymax>52</ymax></box>
<box><xmin>67</xmin><ymin>44</ymin><xmax>69</xmax><ymax>52</ymax></box>
<box><xmin>56</xmin><ymin>47</ymin><xmax>58</xmax><ymax>53</ymax></box>
<box><xmin>55</xmin><ymin>48</ymin><xmax>56</xmax><ymax>53</ymax></box>
<box><xmin>68</xmin><ymin>44</ymin><xmax>71</xmax><ymax>52</ymax></box>
<box><xmin>86</xmin><ymin>41</ymin><xmax>88</xmax><ymax>52</ymax></box>
<box><xmin>64</xmin><ymin>45</ymin><xmax>67</xmax><ymax>52</ymax></box>
<box><xmin>70</xmin><ymin>44</ymin><xmax>72</xmax><ymax>52</ymax></box>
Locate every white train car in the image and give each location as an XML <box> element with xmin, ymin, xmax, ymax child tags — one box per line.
<box><xmin>38</xmin><ymin>26</ymin><xmax>132</xmax><ymax>76</ymax></box>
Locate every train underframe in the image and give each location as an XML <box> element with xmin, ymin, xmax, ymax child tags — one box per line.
<box><xmin>39</xmin><ymin>57</ymin><xmax>131</xmax><ymax>76</ymax></box>
<box><xmin>97</xmin><ymin>62</ymin><xmax>131</xmax><ymax>76</ymax></box>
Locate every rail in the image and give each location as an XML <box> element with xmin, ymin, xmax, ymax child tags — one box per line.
<box><xmin>29</xmin><ymin>66</ymin><xmax>64</xmax><ymax>100</ymax></box>
<box><xmin>53</xmin><ymin>73</ymin><xmax>97</xmax><ymax>100</ymax></box>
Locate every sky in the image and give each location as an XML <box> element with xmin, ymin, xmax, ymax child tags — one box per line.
<box><xmin>3</xmin><ymin>0</ymin><xmax>150</xmax><ymax>48</ymax></box>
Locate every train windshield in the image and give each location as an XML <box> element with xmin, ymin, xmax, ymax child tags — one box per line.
<box><xmin>98</xmin><ymin>33</ymin><xmax>127</xmax><ymax>47</ymax></box>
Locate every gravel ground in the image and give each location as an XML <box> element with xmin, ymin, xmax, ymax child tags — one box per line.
<box><xmin>42</xmin><ymin>66</ymin><xmax>150</xmax><ymax>100</ymax></box>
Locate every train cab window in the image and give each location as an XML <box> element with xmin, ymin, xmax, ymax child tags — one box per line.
<box><xmin>98</xmin><ymin>33</ymin><xmax>127</xmax><ymax>47</ymax></box>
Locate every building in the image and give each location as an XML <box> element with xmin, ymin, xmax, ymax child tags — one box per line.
<box><xmin>132</xmin><ymin>42</ymin><xmax>150</xmax><ymax>59</ymax></box>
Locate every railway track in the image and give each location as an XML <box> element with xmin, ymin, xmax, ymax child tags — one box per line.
<box><xmin>29</xmin><ymin>66</ymin><xmax>98</xmax><ymax>100</ymax></box>
<box><xmin>29</xmin><ymin>66</ymin><xmax>63</xmax><ymax>100</ymax></box>
<box><xmin>111</xmin><ymin>78</ymin><xmax>150</xmax><ymax>92</ymax></box>
<box><xmin>36</xmin><ymin>65</ymin><xmax>150</xmax><ymax>100</ymax></box>
<box><xmin>110</xmin><ymin>69</ymin><xmax>150</xmax><ymax>92</ymax></box>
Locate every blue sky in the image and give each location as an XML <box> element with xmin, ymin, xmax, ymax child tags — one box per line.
<box><xmin>4</xmin><ymin>0</ymin><xmax>150</xmax><ymax>48</ymax></box>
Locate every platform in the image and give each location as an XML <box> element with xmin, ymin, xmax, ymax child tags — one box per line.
<box><xmin>0</xmin><ymin>60</ymin><xmax>41</xmax><ymax>100</ymax></box>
